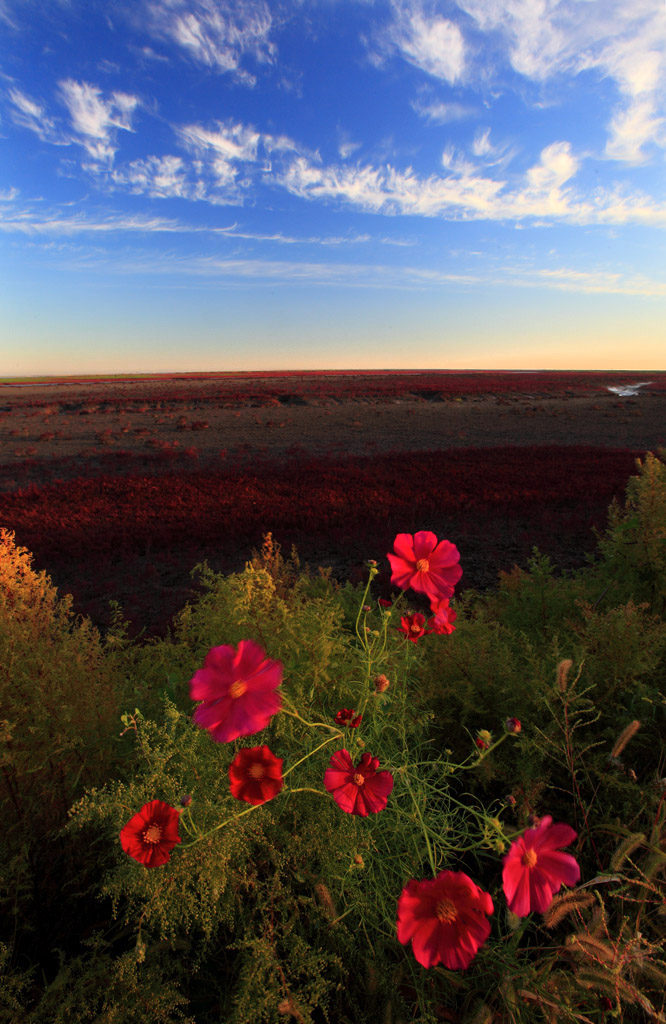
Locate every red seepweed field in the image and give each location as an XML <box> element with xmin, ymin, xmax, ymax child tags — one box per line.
<box><xmin>1</xmin><ymin>368</ymin><xmax>665</xmax><ymax>643</ymax></box>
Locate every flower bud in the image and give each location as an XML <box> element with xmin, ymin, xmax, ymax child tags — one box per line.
<box><xmin>374</xmin><ymin>674</ymin><xmax>390</xmax><ymax>693</ymax></box>
<box><xmin>505</xmin><ymin>717</ymin><xmax>521</xmax><ymax>734</ymax></box>
<box><xmin>353</xmin><ymin>854</ymin><xmax>364</xmax><ymax>868</ymax></box>
<box><xmin>362</xmin><ymin>604</ymin><xmax>371</xmax><ymax>612</ymax></box>
<box><xmin>366</xmin><ymin>559</ymin><xmax>377</xmax><ymax>567</ymax></box>
<box><xmin>504</xmin><ymin>794</ymin><xmax>516</xmax><ymax>806</ymax></box>
<box><xmin>378</xmin><ymin>598</ymin><xmax>392</xmax><ymax>608</ymax></box>
<box><xmin>179</xmin><ymin>793</ymin><xmax>193</xmax><ymax>807</ymax></box>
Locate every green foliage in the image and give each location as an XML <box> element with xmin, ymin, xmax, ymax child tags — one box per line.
<box><xmin>1</xmin><ymin>455</ymin><xmax>666</xmax><ymax>1023</ymax></box>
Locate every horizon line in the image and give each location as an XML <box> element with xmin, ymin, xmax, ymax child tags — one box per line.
<box><xmin>2</xmin><ymin>367</ymin><xmax>666</xmax><ymax>381</ymax></box>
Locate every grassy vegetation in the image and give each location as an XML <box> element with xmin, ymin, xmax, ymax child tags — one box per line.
<box><xmin>1</xmin><ymin>449</ymin><xmax>665</xmax><ymax>1023</ymax></box>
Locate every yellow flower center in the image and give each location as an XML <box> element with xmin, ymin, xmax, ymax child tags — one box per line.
<box><xmin>522</xmin><ymin>848</ymin><xmax>538</xmax><ymax>868</ymax></box>
<box><xmin>416</xmin><ymin>558</ymin><xmax>430</xmax><ymax>573</ymax></box>
<box><xmin>353</xmin><ymin>773</ymin><xmax>365</xmax><ymax>786</ymax></box>
<box><xmin>248</xmin><ymin>763</ymin><xmax>265</xmax><ymax>780</ymax></box>
<box><xmin>143</xmin><ymin>823</ymin><xmax>162</xmax><ymax>845</ymax></box>
<box><xmin>434</xmin><ymin>897</ymin><xmax>457</xmax><ymax>924</ymax></box>
<box><xmin>411</xmin><ymin>624</ymin><xmax>421</xmax><ymax>633</ymax></box>
<box><xmin>229</xmin><ymin>679</ymin><xmax>247</xmax><ymax>699</ymax></box>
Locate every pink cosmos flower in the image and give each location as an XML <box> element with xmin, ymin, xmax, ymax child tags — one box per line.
<box><xmin>189</xmin><ymin>639</ymin><xmax>283</xmax><ymax>743</ymax></box>
<box><xmin>397</xmin><ymin>869</ymin><xmax>494</xmax><ymax>970</ymax></box>
<box><xmin>387</xmin><ymin>531</ymin><xmax>462</xmax><ymax>602</ymax></box>
<box><xmin>324</xmin><ymin>749</ymin><xmax>394</xmax><ymax>816</ymax></box>
<box><xmin>502</xmin><ymin>815</ymin><xmax>580</xmax><ymax>916</ymax></box>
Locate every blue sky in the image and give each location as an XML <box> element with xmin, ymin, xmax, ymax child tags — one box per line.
<box><xmin>1</xmin><ymin>0</ymin><xmax>665</xmax><ymax>375</ymax></box>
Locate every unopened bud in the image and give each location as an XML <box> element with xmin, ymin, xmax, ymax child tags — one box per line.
<box><xmin>366</xmin><ymin>560</ymin><xmax>377</xmax><ymax>567</ymax></box>
<box><xmin>353</xmin><ymin>854</ymin><xmax>364</xmax><ymax>868</ymax></box>
<box><xmin>505</xmin><ymin>717</ymin><xmax>521</xmax><ymax>734</ymax></box>
<box><xmin>363</xmin><ymin>604</ymin><xmax>371</xmax><ymax>612</ymax></box>
<box><xmin>505</xmin><ymin>794</ymin><xmax>516</xmax><ymax>806</ymax></box>
<box><xmin>179</xmin><ymin>793</ymin><xmax>193</xmax><ymax>807</ymax></box>
<box><xmin>374</xmin><ymin>674</ymin><xmax>390</xmax><ymax>693</ymax></box>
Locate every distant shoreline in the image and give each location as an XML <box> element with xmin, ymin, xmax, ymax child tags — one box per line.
<box><xmin>2</xmin><ymin>368</ymin><xmax>664</xmax><ymax>387</ymax></box>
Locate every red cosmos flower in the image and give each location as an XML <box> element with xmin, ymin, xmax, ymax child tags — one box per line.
<box><xmin>324</xmin><ymin>749</ymin><xmax>394</xmax><ymax>816</ymax></box>
<box><xmin>189</xmin><ymin>639</ymin><xmax>283</xmax><ymax>743</ymax></box>
<box><xmin>398</xmin><ymin>612</ymin><xmax>429</xmax><ymax>643</ymax></box>
<box><xmin>502</xmin><ymin>815</ymin><xmax>580</xmax><ymax>916</ymax></box>
<box><xmin>120</xmin><ymin>799</ymin><xmax>181</xmax><ymax>868</ymax></box>
<box><xmin>378</xmin><ymin>598</ymin><xmax>393</xmax><ymax>608</ymax></box>
<box><xmin>426</xmin><ymin>597</ymin><xmax>457</xmax><ymax>635</ymax></box>
<box><xmin>397</xmin><ymin>869</ymin><xmax>494</xmax><ymax>970</ymax></box>
<box><xmin>229</xmin><ymin>745</ymin><xmax>284</xmax><ymax>805</ymax></box>
<box><xmin>335</xmin><ymin>708</ymin><xmax>363</xmax><ymax>728</ymax></box>
<box><xmin>387</xmin><ymin>531</ymin><xmax>462</xmax><ymax>603</ymax></box>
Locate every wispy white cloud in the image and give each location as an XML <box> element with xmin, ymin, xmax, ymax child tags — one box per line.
<box><xmin>7</xmin><ymin>87</ymin><xmax>65</xmax><ymax>144</ymax></box>
<box><xmin>0</xmin><ymin>200</ymin><xmax>380</xmax><ymax>247</ymax></box>
<box><xmin>454</xmin><ymin>0</ymin><xmax>666</xmax><ymax>164</ymax></box>
<box><xmin>411</xmin><ymin>97</ymin><xmax>475</xmax><ymax>124</ymax></box>
<box><xmin>338</xmin><ymin>135</ymin><xmax>362</xmax><ymax>160</ymax></box>
<box><xmin>175</xmin><ymin>118</ymin><xmax>261</xmax><ymax>195</ymax></box>
<box><xmin>381</xmin><ymin>0</ymin><xmax>466</xmax><ymax>83</ymax></box>
<box><xmin>522</xmin><ymin>266</ymin><xmax>666</xmax><ymax>298</ymax></box>
<box><xmin>0</xmin><ymin>206</ymin><xmax>196</xmax><ymax>235</ymax></box>
<box><xmin>605</xmin><ymin>98</ymin><xmax>665</xmax><ymax>164</ymax></box>
<box><xmin>0</xmin><ymin>0</ymin><xmax>17</xmax><ymax>29</ymax></box>
<box><xmin>145</xmin><ymin>0</ymin><xmax>275</xmax><ymax>84</ymax></box>
<box><xmin>59</xmin><ymin>80</ymin><xmax>140</xmax><ymax>165</ymax></box>
<box><xmin>27</xmin><ymin>241</ymin><xmax>666</xmax><ymax>298</ymax></box>
<box><xmin>211</xmin><ymin>225</ymin><xmax>373</xmax><ymax>245</ymax></box>
<box><xmin>277</xmin><ymin>140</ymin><xmax>666</xmax><ymax>227</ymax></box>
<box><xmin>110</xmin><ymin>155</ymin><xmax>205</xmax><ymax>199</ymax></box>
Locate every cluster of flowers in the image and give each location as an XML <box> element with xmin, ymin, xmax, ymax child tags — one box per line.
<box><xmin>120</xmin><ymin>531</ymin><xmax>580</xmax><ymax>970</ymax></box>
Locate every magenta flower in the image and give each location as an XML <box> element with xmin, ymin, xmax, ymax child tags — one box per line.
<box><xmin>189</xmin><ymin>639</ymin><xmax>283</xmax><ymax>743</ymax></box>
<box><xmin>502</xmin><ymin>815</ymin><xmax>580</xmax><ymax>916</ymax></box>
<box><xmin>387</xmin><ymin>531</ymin><xmax>462</xmax><ymax>602</ymax></box>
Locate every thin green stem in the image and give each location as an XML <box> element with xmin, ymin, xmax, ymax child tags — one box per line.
<box><xmin>282</xmin><ymin>734</ymin><xmax>341</xmax><ymax>779</ymax></box>
<box><xmin>402</xmin><ymin>771</ymin><xmax>438</xmax><ymax>878</ymax></box>
<box><xmin>180</xmin><ymin>785</ymin><xmax>331</xmax><ymax>848</ymax></box>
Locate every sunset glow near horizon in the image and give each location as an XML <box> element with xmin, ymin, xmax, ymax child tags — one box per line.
<box><xmin>1</xmin><ymin>1</ymin><xmax>666</xmax><ymax>376</ymax></box>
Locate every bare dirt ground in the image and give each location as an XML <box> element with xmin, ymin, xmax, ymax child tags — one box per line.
<box><xmin>1</xmin><ymin>377</ymin><xmax>665</xmax><ymax>493</ymax></box>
